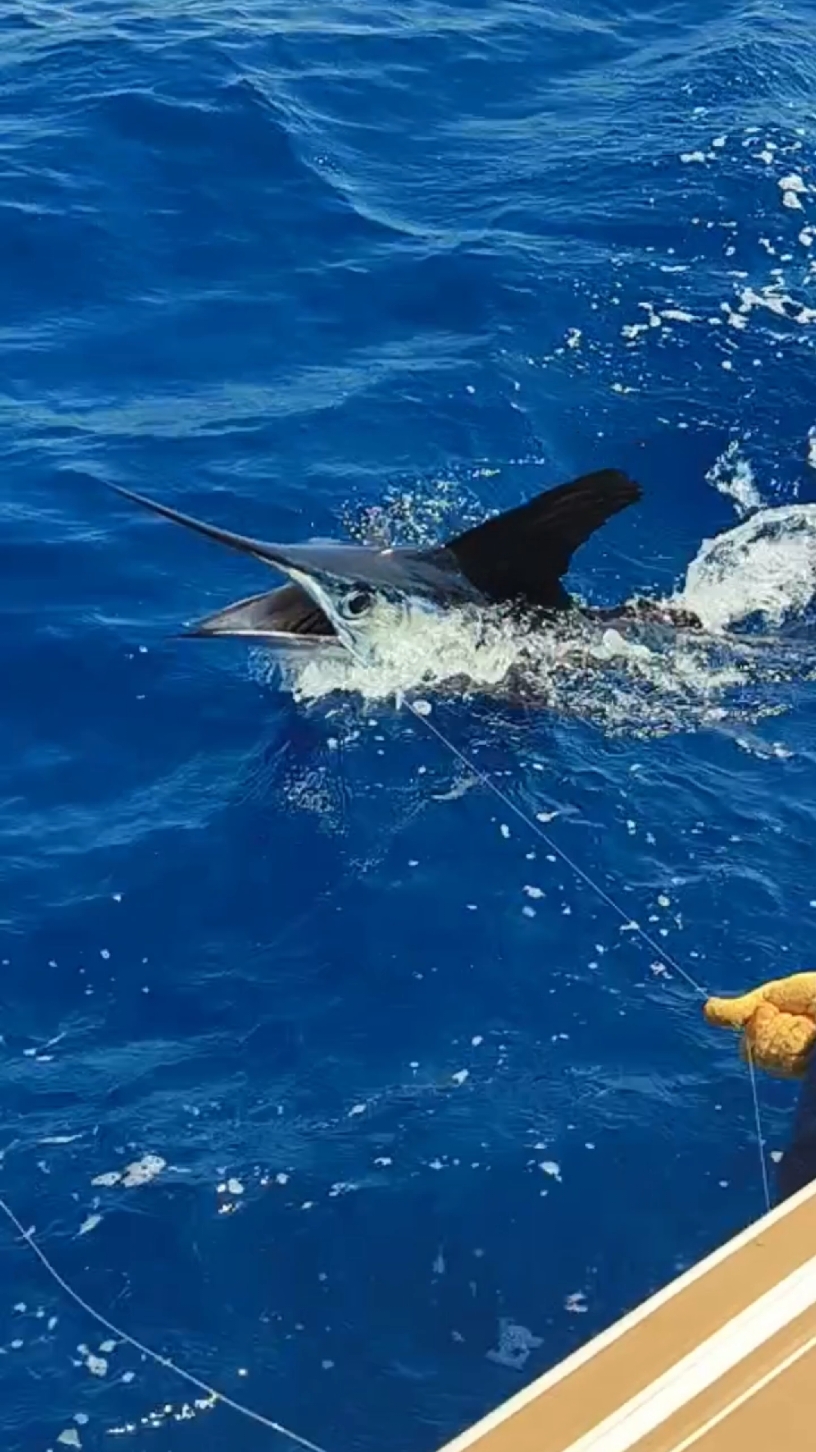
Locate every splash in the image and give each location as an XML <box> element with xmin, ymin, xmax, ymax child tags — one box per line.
<box><xmin>341</xmin><ymin>471</ymin><xmax>491</xmax><ymax>550</ymax></box>
<box><xmin>677</xmin><ymin>504</ymin><xmax>816</xmax><ymax>631</ymax></box>
<box><xmin>253</xmin><ymin>500</ymin><xmax>816</xmax><ymax>739</ymax></box>
<box><xmin>278</xmin><ymin>600</ymin><xmax>521</xmax><ymax>704</ymax></box>
<box><xmin>705</xmin><ymin>442</ymin><xmax>762</xmax><ymax>518</ymax></box>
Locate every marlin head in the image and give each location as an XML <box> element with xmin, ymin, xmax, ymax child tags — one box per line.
<box><xmin>106</xmin><ymin>483</ymin><xmax>484</xmax><ymax>661</ymax></box>
<box><xmin>106</xmin><ymin>469</ymin><xmax>642</xmax><ymax>660</ymax></box>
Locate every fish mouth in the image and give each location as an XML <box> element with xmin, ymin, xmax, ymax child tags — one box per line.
<box><xmin>185</xmin><ymin>586</ymin><xmax>340</xmax><ymax>649</ymax></box>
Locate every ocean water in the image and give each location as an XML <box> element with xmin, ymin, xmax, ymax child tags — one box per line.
<box><xmin>2</xmin><ymin>1</ymin><xmax>816</xmax><ymax>1448</ymax></box>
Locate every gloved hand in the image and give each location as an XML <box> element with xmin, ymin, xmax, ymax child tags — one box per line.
<box><xmin>703</xmin><ymin>972</ymin><xmax>816</xmax><ymax>1079</ymax></box>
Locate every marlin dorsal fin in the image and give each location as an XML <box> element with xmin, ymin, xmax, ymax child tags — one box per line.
<box><xmin>443</xmin><ymin>468</ymin><xmax>641</xmax><ymax>609</ymax></box>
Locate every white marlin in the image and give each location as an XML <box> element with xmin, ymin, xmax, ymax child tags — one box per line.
<box><xmin>107</xmin><ymin>469</ymin><xmax>702</xmax><ymax>673</ymax></box>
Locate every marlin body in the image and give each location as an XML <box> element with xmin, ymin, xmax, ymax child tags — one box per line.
<box><xmin>107</xmin><ymin>469</ymin><xmax>702</xmax><ymax>668</ymax></box>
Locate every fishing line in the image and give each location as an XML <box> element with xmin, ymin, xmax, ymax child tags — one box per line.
<box><xmin>0</xmin><ymin>667</ymin><xmax>771</xmax><ymax>1441</ymax></box>
<box><xmin>744</xmin><ymin>1042</ymin><xmax>773</xmax><ymax>1214</ymax></box>
<box><xmin>0</xmin><ymin>740</ymin><xmax>434</xmax><ymax>1448</ymax></box>
<box><xmin>405</xmin><ymin>700</ymin><xmax>709</xmax><ymax>998</ymax></box>
<box><xmin>0</xmin><ymin>1198</ymin><xmax>330</xmax><ymax>1452</ymax></box>
<box><xmin>323</xmin><ymin>629</ymin><xmax>770</xmax><ymax>1202</ymax></box>
<box><xmin>318</xmin><ymin>625</ymin><xmax>709</xmax><ymax>996</ymax></box>
<box><xmin>402</xmin><ymin>697</ymin><xmax>773</xmax><ymax>1208</ymax></box>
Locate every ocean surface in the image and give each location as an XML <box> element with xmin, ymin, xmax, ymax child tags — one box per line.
<box><xmin>2</xmin><ymin>1</ymin><xmax>816</xmax><ymax>1449</ymax></box>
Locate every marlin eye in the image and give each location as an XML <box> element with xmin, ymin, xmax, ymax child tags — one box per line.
<box><xmin>344</xmin><ymin>589</ymin><xmax>373</xmax><ymax>617</ymax></box>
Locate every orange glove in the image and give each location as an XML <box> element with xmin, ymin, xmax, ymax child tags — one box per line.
<box><xmin>703</xmin><ymin>973</ymin><xmax>816</xmax><ymax>1080</ymax></box>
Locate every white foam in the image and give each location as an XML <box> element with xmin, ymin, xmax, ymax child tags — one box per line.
<box><xmin>678</xmin><ymin>505</ymin><xmax>816</xmax><ymax>630</ymax></box>
<box><xmin>91</xmin><ymin>1155</ymin><xmax>166</xmax><ymax>1190</ymax></box>
<box><xmin>267</xmin><ymin>589</ymin><xmax>784</xmax><ymax>737</ymax></box>
<box><xmin>277</xmin><ymin>601</ymin><xmax>521</xmax><ymax>706</ymax></box>
<box><xmin>779</xmin><ymin>173</ymin><xmax>808</xmax><ymax>195</ymax></box>
<box><xmin>486</xmin><ymin>1320</ymin><xmax>543</xmax><ymax>1370</ymax></box>
<box><xmin>738</xmin><ymin>283</ymin><xmax>816</xmax><ymax>327</ymax></box>
<box><xmin>705</xmin><ymin>442</ymin><xmax>762</xmax><ymax>517</ymax></box>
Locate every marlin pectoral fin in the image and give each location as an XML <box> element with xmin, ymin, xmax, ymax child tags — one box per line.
<box><xmin>444</xmin><ymin>468</ymin><xmax>642</xmax><ymax>610</ymax></box>
<box><xmin>187</xmin><ymin>582</ymin><xmax>335</xmax><ymax>641</ymax></box>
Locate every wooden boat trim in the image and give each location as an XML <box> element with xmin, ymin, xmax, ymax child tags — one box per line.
<box><xmin>437</xmin><ymin>1178</ymin><xmax>816</xmax><ymax>1452</ymax></box>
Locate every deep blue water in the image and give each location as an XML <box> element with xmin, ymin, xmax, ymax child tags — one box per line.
<box><xmin>3</xmin><ymin>1</ymin><xmax>816</xmax><ymax>1449</ymax></box>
